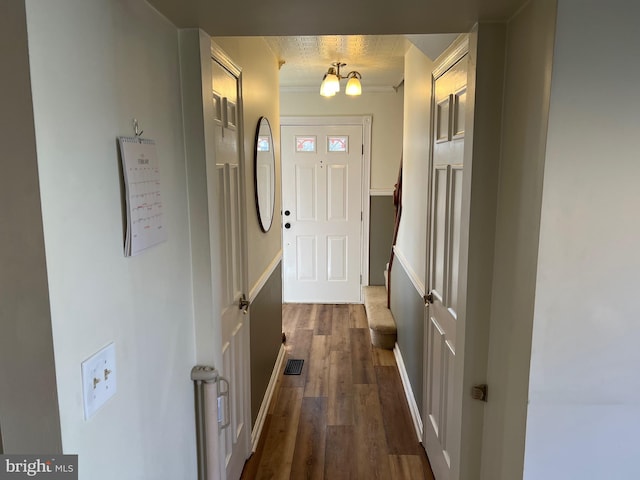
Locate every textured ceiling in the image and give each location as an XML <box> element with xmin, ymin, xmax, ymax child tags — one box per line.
<box><xmin>147</xmin><ymin>0</ymin><xmax>528</xmax><ymax>91</ymax></box>
<box><xmin>263</xmin><ymin>35</ymin><xmax>410</xmax><ymax>90</ymax></box>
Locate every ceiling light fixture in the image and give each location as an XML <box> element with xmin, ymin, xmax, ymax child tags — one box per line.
<box><xmin>320</xmin><ymin>62</ymin><xmax>362</xmax><ymax>97</ymax></box>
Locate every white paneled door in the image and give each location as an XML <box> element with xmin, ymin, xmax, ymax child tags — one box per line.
<box><xmin>424</xmin><ymin>53</ymin><xmax>468</xmax><ymax>480</ymax></box>
<box><xmin>211</xmin><ymin>57</ymin><xmax>250</xmax><ymax>480</ymax></box>
<box><xmin>281</xmin><ymin>123</ymin><xmax>364</xmax><ymax>303</ymax></box>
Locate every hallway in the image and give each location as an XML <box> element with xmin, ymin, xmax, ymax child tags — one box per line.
<box><xmin>241</xmin><ymin>304</ymin><xmax>434</xmax><ymax>479</ymax></box>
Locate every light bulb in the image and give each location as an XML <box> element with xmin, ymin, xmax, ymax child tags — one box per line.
<box><xmin>345</xmin><ymin>73</ymin><xmax>362</xmax><ymax>96</ymax></box>
<box><xmin>345</xmin><ymin>77</ymin><xmax>362</xmax><ymax>96</ymax></box>
<box><xmin>320</xmin><ymin>75</ymin><xmax>336</xmax><ymax>97</ymax></box>
<box><xmin>325</xmin><ymin>70</ymin><xmax>340</xmax><ymax>93</ymax></box>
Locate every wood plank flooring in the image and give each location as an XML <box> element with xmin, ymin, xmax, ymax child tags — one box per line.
<box><xmin>241</xmin><ymin>304</ymin><xmax>435</xmax><ymax>480</ymax></box>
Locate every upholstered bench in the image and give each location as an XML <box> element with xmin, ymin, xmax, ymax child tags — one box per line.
<box><xmin>363</xmin><ymin>286</ymin><xmax>397</xmax><ymax>350</ymax></box>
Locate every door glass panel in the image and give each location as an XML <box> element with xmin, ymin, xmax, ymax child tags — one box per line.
<box><xmin>257</xmin><ymin>135</ymin><xmax>270</xmax><ymax>152</ymax></box>
<box><xmin>296</xmin><ymin>136</ymin><xmax>316</xmax><ymax>152</ymax></box>
<box><xmin>327</xmin><ymin>136</ymin><xmax>348</xmax><ymax>152</ymax></box>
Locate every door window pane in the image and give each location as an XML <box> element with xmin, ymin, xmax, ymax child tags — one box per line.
<box><xmin>327</xmin><ymin>136</ymin><xmax>348</xmax><ymax>152</ymax></box>
<box><xmin>296</xmin><ymin>136</ymin><xmax>316</xmax><ymax>152</ymax></box>
<box><xmin>257</xmin><ymin>136</ymin><xmax>270</xmax><ymax>152</ymax></box>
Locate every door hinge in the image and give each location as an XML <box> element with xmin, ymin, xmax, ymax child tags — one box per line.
<box><xmin>424</xmin><ymin>291</ymin><xmax>434</xmax><ymax>305</ymax></box>
<box><xmin>360</xmin><ymin>274</ymin><xmax>362</xmax><ymax>284</ymax></box>
<box><xmin>361</xmin><ymin>211</ymin><xmax>363</xmax><ymax>221</ymax></box>
<box><xmin>471</xmin><ymin>384</ymin><xmax>488</xmax><ymax>402</ymax></box>
<box><xmin>362</xmin><ymin>144</ymin><xmax>364</xmax><ymax>155</ymax></box>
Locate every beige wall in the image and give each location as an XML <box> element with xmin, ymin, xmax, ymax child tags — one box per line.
<box><xmin>214</xmin><ymin>37</ymin><xmax>282</xmax><ymax>289</ymax></box>
<box><xmin>525</xmin><ymin>0</ymin><xmax>640</xmax><ymax>477</ymax></box>
<box><xmin>395</xmin><ymin>45</ymin><xmax>433</xmax><ymax>291</ymax></box>
<box><xmin>25</xmin><ymin>1</ymin><xmax>197</xmax><ymax>478</ymax></box>
<box><xmin>213</xmin><ymin>36</ymin><xmax>284</xmax><ymax>431</ymax></box>
<box><xmin>280</xmin><ymin>90</ymin><xmax>403</xmax><ymax>191</ymax></box>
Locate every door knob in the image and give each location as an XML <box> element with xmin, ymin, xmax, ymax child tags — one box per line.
<box><xmin>285</xmin><ymin>222</ymin><xmax>291</xmax><ymax>229</ymax></box>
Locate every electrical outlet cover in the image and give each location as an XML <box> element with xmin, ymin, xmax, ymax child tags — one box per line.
<box><xmin>81</xmin><ymin>342</ymin><xmax>117</xmax><ymax>420</ymax></box>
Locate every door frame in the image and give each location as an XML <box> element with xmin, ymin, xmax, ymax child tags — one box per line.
<box><xmin>423</xmin><ymin>28</ymin><xmax>507</xmax><ymax>480</ymax></box>
<box><xmin>210</xmin><ymin>41</ymin><xmax>252</xmax><ymax>479</ymax></box>
<box><xmin>280</xmin><ymin>115</ymin><xmax>373</xmax><ymax>299</ymax></box>
<box><xmin>179</xmin><ymin>29</ymin><xmax>252</xmax><ymax>480</ymax></box>
<box><xmin>423</xmin><ymin>34</ymin><xmax>477</xmax><ymax>480</ymax></box>
<box><xmin>211</xmin><ymin>41</ymin><xmax>249</xmax><ymax>306</ymax></box>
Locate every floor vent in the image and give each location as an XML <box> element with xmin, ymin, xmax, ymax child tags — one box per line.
<box><xmin>284</xmin><ymin>359</ymin><xmax>304</xmax><ymax>375</ymax></box>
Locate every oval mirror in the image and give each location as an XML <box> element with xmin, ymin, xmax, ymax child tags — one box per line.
<box><xmin>254</xmin><ymin>117</ymin><xmax>276</xmax><ymax>232</ymax></box>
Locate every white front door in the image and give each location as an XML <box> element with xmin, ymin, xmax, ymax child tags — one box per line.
<box><xmin>211</xmin><ymin>57</ymin><xmax>250</xmax><ymax>480</ymax></box>
<box><xmin>423</xmin><ymin>54</ymin><xmax>468</xmax><ymax>480</ymax></box>
<box><xmin>281</xmin><ymin>123</ymin><xmax>364</xmax><ymax>303</ymax></box>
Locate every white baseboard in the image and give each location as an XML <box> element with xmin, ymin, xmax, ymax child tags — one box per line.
<box><xmin>393</xmin><ymin>343</ymin><xmax>423</xmax><ymax>442</ymax></box>
<box><xmin>251</xmin><ymin>344</ymin><xmax>286</xmax><ymax>452</ymax></box>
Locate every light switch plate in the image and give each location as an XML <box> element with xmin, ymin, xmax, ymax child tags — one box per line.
<box><xmin>81</xmin><ymin>342</ymin><xmax>117</xmax><ymax>420</ymax></box>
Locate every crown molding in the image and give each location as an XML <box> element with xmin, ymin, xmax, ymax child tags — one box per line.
<box><xmin>280</xmin><ymin>85</ymin><xmax>397</xmax><ymax>94</ymax></box>
<box><xmin>432</xmin><ymin>34</ymin><xmax>469</xmax><ymax>80</ymax></box>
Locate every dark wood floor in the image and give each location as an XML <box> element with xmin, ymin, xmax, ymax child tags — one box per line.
<box><xmin>241</xmin><ymin>304</ymin><xmax>435</xmax><ymax>479</ymax></box>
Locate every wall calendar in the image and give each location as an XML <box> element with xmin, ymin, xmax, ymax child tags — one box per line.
<box><xmin>117</xmin><ymin>137</ymin><xmax>167</xmax><ymax>256</ymax></box>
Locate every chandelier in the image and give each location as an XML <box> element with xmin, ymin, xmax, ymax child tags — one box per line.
<box><xmin>319</xmin><ymin>62</ymin><xmax>362</xmax><ymax>97</ymax></box>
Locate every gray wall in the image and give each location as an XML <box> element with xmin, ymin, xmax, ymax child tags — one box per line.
<box><xmin>250</xmin><ymin>263</ymin><xmax>283</xmax><ymax>425</ymax></box>
<box><xmin>0</xmin><ymin>0</ymin><xmax>62</xmax><ymax>453</ymax></box>
<box><xmin>390</xmin><ymin>263</ymin><xmax>424</xmax><ymax>411</ymax></box>
<box><xmin>369</xmin><ymin>195</ymin><xmax>395</xmax><ymax>285</ymax></box>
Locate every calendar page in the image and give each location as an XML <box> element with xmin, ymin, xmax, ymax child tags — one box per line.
<box><xmin>118</xmin><ymin>137</ymin><xmax>167</xmax><ymax>256</ymax></box>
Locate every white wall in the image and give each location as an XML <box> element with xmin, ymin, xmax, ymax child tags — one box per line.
<box><xmin>525</xmin><ymin>1</ymin><xmax>640</xmax><ymax>478</ymax></box>
<box><xmin>395</xmin><ymin>45</ymin><xmax>433</xmax><ymax>291</ymax></box>
<box><xmin>280</xmin><ymin>90</ymin><xmax>403</xmax><ymax>191</ymax></box>
<box><xmin>214</xmin><ymin>37</ymin><xmax>282</xmax><ymax>289</ymax></box>
<box><xmin>25</xmin><ymin>1</ymin><xmax>197</xmax><ymax>478</ymax></box>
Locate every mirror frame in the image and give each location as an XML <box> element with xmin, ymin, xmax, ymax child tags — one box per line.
<box><xmin>254</xmin><ymin>116</ymin><xmax>276</xmax><ymax>233</ymax></box>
